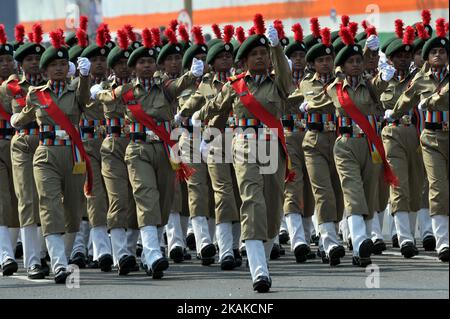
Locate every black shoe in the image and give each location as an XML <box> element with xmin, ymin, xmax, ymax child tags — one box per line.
<box><xmin>356</xmin><ymin>238</ymin><xmax>374</xmax><ymax>266</ymax></box>
<box><xmin>41</xmin><ymin>258</ymin><xmax>50</xmax><ymax>276</ymax></box>
<box><xmin>372</xmin><ymin>239</ymin><xmax>387</xmax><ymax>255</ymax></box>
<box><xmin>98</xmin><ymin>254</ymin><xmax>113</xmax><ymax>272</ymax></box>
<box><xmin>347</xmin><ymin>238</ymin><xmax>353</xmax><ymax>251</ymax></box>
<box><xmin>253</xmin><ymin>276</ymin><xmax>272</xmax><ymax>293</ymax></box>
<box><xmin>221</xmin><ymin>255</ymin><xmax>237</xmax><ymax>270</ymax></box>
<box><xmin>438</xmin><ymin>247</ymin><xmax>449</xmax><ymax>262</ymax></box>
<box><xmin>329</xmin><ymin>246</ymin><xmax>345</xmax><ymax>266</ymax></box>
<box><xmin>200</xmin><ymin>243</ymin><xmax>216</xmax><ymax>259</ymax></box>
<box><xmin>27</xmin><ymin>264</ymin><xmax>46</xmax><ymax>279</ymax></box>
<box><xmin>86</xmin><ymin>255</ymin><xmax>99</xmax><ymax>269</ymax></box>
<box><xmin>233</xmin><ymin>249</ymin><xmax>242</xmax><ymax>267</ymax></box>
<box><xmin>352</xmin><ymin>256</ymin><xmax>372</xmax><ymax>267</ymax></box>
<box><xmin>118</xmin><ymin>255</ymin><xmax>136</xmax><ymax>275</ymax></box>
<box><xmin>392</xmin><ymin>234</ymin><xmax>400</xmax><ymax>248</ymax></box>
<box><xmin>401</xmin><ymin>242</ymin><xmax>419</xmax><ymax>258</ymax></box>
<box><xmin>279</xmin><ymin>244</ymin><xmax>286</xmax><ymax>256</ymax></box>
<box><xmin>146</xmin><ymin>257</ymin><xmax>169</xmax><ymax>279</ymax></box>
<box><xmin>169</xmin><ymin>246</ymin><xmax>184</xmax><ymax>263</ymax></box>
<box><xmin>306</xmin><ymin>251</ymin><xmax>316</xmax><ymax>259</ymax></box>
<box><xmin>69</xmin><ymin>252</ymin><xmax>86</xmax><ymax>269</ymax></box>
<box><xmin>15</xmin><ymin>242</ymin><xmax>23</xmax><ymax>259</ymax></box>
<box><xmin>317</xmin><ymin>249</ymin><xmax>329</xmax><ymax>263</ymax></box>
<box><xmin>240</xmin><ymin>246</ymin><xmax>247</xmax><ymax>257</ymax></box>
<box><xmin>422</xmin><ymin>235</ymin><xmax>436</xmax><ymax>251</ymax></box>
<box><xmin>201</xmin><ymin>257</ymin><xmax>215</xmax><ymax>266</ymax></box>
<box><xmin>183</xmin><ymin>248</ymin><xmax>192</xmax><ymax>260</ymax></box>
<box><xmin>311</xmin><ymin>234</ymin><xmax>320</xmax><ymax>246</ymax></box>
<box><xmin>186</xmin><ymin>233</ymin><xmax>196</xmax><ymax>251</ymax></box>
<box><xmin>279</xmin><ymin>230</ymin><xmax>290</xmax><ymax>245</ymax></box>
<box><xmin>294</xmin><ymin>244</ymin><xmax>310</xmax><ymax>263</ymax></box>
<box><xmin>136</xmin><ymin>243</ymin><xmax>143</xmax><ymax>257</ymax></box>
<box><xmin>54</xmin><ymin>267</ymin><xmax>70</xmax><ymax>284</ymax></box>
<box><xmin>270</xmin><ymin>244</ymin><xmax>281</xmax><ymax>260</ymax></box>
<box><xmin>1</xmin><ymin>258</ymin><xmax>18</xmax><ymax>276</ymax></box>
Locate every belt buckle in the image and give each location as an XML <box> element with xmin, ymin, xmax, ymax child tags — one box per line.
<box><xmin>55</xmin><ymin>130</ymin><xmax>69</xmax><ymax>140</ymax></box>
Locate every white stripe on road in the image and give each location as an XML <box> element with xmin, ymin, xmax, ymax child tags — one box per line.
<box><xmin>9</xmin><ymin>275</ymin><xmax>54</xmax><ymax>283</ymax></box>
<box><xmin>381</xmin><ymin>251</ymin><xmax>439</xmax><ymax>260</ymax></box>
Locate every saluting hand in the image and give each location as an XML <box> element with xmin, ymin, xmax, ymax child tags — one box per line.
<box><xmin>77</xmin><ymin>57</ymin><xmax>91</xmax><ymax>77</ymax></box>
<box><xmin>366</xmin><ymin>35</ymin><xmax>380</xmax><ymax>51</ymax></box>
<box><xmin>267</xmin><ymin>24</ymin><xmax>279</xmax><ymax>47</ymax></box>
<box><xmin>90</xmin><ymin>84</ymin><xmax>103</xmax><ymax>100</ymax></box>
<box><xmin>191</xmin><ymin>57</ymin><xmax>204</xmax><ymax>78</ymax></box>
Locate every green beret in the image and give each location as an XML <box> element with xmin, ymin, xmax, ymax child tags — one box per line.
<box><xmin>235</xmin><ymin>34</ymin><xmax>269</xmax><ymax>62</ymax></box>
<box><xmin>284</xmin><ymin>40</ymin><xmax>307</xmax><ymax>58</ymax></box>
<box><xmin>0</xmin><ymin>43</ymin><xmax>14</xmax><ymax>56</ymax></box>
<box><xmin>231</xmin><ymin>39</ymin><xmax>240</xmax><ymax>59</ymax></box>
<box><xmin>280</xmin><ymin>37</ymin><xmax>290</xmax><ymax>48</ymax></box>
<box><xmin>127</xmin><ymin>45</ymin><xmax>158</xmax><ymax>67</ymax></box>
<box><xmin>207</xmin><ymin>38</ymin><xmax>222</xmax><ymax>49</ymax></box>
<box><xmin>182</xmin><ymin>43</ymin><xmax>208</xmax><ymax>70</ymax></box>
<box><xmin>180</xmin><ymin>40</ymin><xmax>191</xmax><ymax>53</ymax></box>
<box><xmin>422</xmin><ymin>36</ymin><xmax>449</xmax><ymax>60</ymax></box>
<box><xmin>413</xmin><ymin>38</ymin><xmax>427</xmax><ymax>53</ymax></box>
<box><xmin>68</xmin><ymin>45</ymin><xmax>85</xmax><ymax>63</ymax></box>
<box><xmin>332</xmin><ymin>37</ymin><xmax>345</xmax><ymax>55</ymax></box>
<box><xmin>81</xmin><ymin>43</ymin><xmax>111</xmax><ymax>59</ymax></box>
<box><xmin>156</xmin><ymin>42</ymin><xmax>183</xmax><ymax>65</ymax></box>
<box><xmin>12</xmin><ymin>41</ymin><xmax>24</xmax><ymax>51</ymax></box>
<box><xmin>355</xmin><ymin>32</ymin><xmax>367</xmax><ymax>43</ymax></box>
<box><xmin>385</xmin><ymin>38</ymin><xmax>415</xmax><ymax>57</ymax></box>
<box><xmin>39</xmin><ymin>45</ymin><xmax>69</xmax><ymax>69</ymax></box>
<box><xmin>334</xmin><ymin>44</ymin><xmax>363</xmax><ymax>66</ymax></box>
<box><xmin>65</xmin><ymin>32</ymin><xmax>78</xmax><ymax>48</ymax></box>
<box><xmin>14</xmin><ymin>43</ymin><xmax>45</xmax><ymax>62</ymax></box>
<box><xmin>304</xmin><ymin>34</ymin><xmax>321</xmax><ymax>50</ymax></box>
<box><xmin>106</xmin><ymin>41</ymin><xmax>116</xmax><ymax>51</ymax></box>
<box><xmin>306</xmin><ymin>43</ymin><xmax>335</xmax><ymax>63</ymax></box>
<box><xmin>107</xmin><ymin>46</ymin><xmax>132</xmax><ymax>68</ymax></box>
<box><xmin>381</xmin><ymin>37</ymin><xmax>396</xmax><ymax>53</ymax></box>
<box><xmin>206</xmin><ymin>41</ymin><xmax>234</xmax><ymax>65</ymax></box>
<box><xmin>331</xmin><ymin>31</ymin><xmax>340</xmax><ymax>43</ymax></box>
<box><xmin>358</xmin><ymin>39</ymin><xmax>367</xmax><ymax>48</ymax></box>
<box><xmin>129</xmin><ymin>41</ymin><xmax>142</xmax><ymax>52</ymax></box>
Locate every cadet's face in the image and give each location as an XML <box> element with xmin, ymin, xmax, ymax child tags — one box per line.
<box><xmin>0</xmin><ymin>55</ymin><xmax>15</xmax><ymax>79</ymax></box>
<box><xmin>289</xmin><ymin>50</ymin><xmax>306</xmax><ymax>72</ymax></box>
<box><xmin>313</xmin><ymin>55</ymin><xmax>334</xmax><ymax>74</ymax></box>
<box><xmin>244</xmin><ymin>46</ymin><xmax>270</xmax><ymax>74</ymax></box>
<box><xmin>45</xmin><ymin>59</ymin><xmax>69</xmax><ymax>81</ymax></box>
<box><xmin>112</xmin><ymin>58</ymin><xmax>131</xmax><ymax>79</ymax></box>
<box><xmin>21</xmin><ymin>54</ymin><xmax>41</xmax><ymax>75</ymax></box>
<box><xmin>364</xmin><ymin>49</ymin><xmax>379</xmax><ymax>71</ymax></box>
<box><xmin>212</xmin><ymin>51</ymin><xmax>233</xmax><ymax>73</ymax></box>
<box><xmin>414</xmin><ymin>50</ymin><xmax>424</xmax><ymax>68</ymax></box>
<box><xmin>135</xmin><ymin>56</ymin><xmax>157</xmax><ymax>78</ymax></box>
<box><xmin>343</xmin><ymin>54</ymin><xmax>364</xmax><ymax>76</ymax></box>
<box><xmin>390</xmin><ymin>51</ymin><xmax>413</xmax><ymax>71</ymax></box>
<box><xmin>163</xmin><ymin>54</ymin><xmax>182</xmax><ymax>76</ymax></box>
<box><xmin>428</xmin><ymin>47</ymin><xmax>448</xmax><ymax>68</ymax></box>
<box><xmin>90</xmin><ymin>55</ymin><xmax>107</xmax><ymax>78</ymax></box>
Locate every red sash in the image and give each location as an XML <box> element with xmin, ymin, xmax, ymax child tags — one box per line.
<box><xmin>229</xmin><ymin>73</ymin><xmax>295</xmax><ymax>182</ymax></box>
<box><xmin>7</xmin><ymin>80</ymin><xmax>27</xmax><ymax>108</ymax></box>
<box><xmin>122</xmin><ymin>89</ymin><xmax>194</xmax><ymax>182</ymax></box>
<box><xmin>336</xmin><ymin>82</ymin><xmax>398</xmax><ymax>187</ymax></box>
<box><xmin>35</xmin><ymin>90</ymin><xmax>93</xmax><ymax>196</ymax></box>
<box><xmin>0</xmin><ymin>102</ymin><xmax>11</xmax><ymax>122</ymax></box>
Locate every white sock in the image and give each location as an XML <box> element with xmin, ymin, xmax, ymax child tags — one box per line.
<box><xmin>418</xmin><ymin>208</ymin><xmax>434</xmax><ymax>239</ymax></box>
<box><xmin>110</xmin><ymin>228</ymin><xmax>128</xmax><ymax>266</ymax></box>
<box><xmin>286</xmin><ymin>213</ymin><xmax>307</xmax><ymax>251</ymax></box>
<box><xmin>432</xmin><ymin>215</ymin><xmax>449</xmax><ymax>253</ymax></box>
<box><xmin>166</xmin><ymin>212</ymin><xmax>185</xmax><ymax>252</ymax></box>
<box><xmin>0</xmin><ymin>226</ymin><xmax>15</xmax><ymax>264</ymax></box>
<box><xmin>45</xmin><ymin>234</ymin><xmax>68</xmax><ymax>273</ymax></box>
<box><xmin>394</xmin><ymin>211</ymin><xmax>414</xmax><ymax>246</ymax></box>
<box><xmin>232</xmin><ymin>222</ymin><xmax>241</xmax><ymax>250</ymax></box>
<box><xmin>347</xmin><ymin>214</ymin><xmax>367</xmax><ymax>256</ymax></box>
<box><xmin>141</xmin><ymin>225</ymin><xmax>163</xmax><ymax>266</ymax></box>
<box><xmin>126</xmin><ymin>228</ymin><xmax>140</xmax><ymax>256</ymax></box>
<box><xmin>318</xmin><ymin>222</ymin><xmax>340</xmax><ymax>255</ymax></box>
<box><xmin>191</xmin><ymin>216</ymin><xmax>212</xmax><ymax>254</ymax></box>
<box><xmin>246</xmin><ymin>240</ymin><xmax>269</xmax><ymax>282</ymax></box>
<box><xmin>216</xmin><ymin>223</ymin><xmax>233</xmax><ymax>262</ymax></box>
<box><xmin>91</xmin><ymin>226</ymin><xmax>112</xmax><ymax>260</ymax></box>
<box><xmin>21</xmin><ymin>225</ymin><xmax>41</xmax><ymax>268</ymax></box>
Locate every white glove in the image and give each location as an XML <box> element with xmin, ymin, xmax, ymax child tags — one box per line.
<box><xmin>378</xmin><ymin>51</ymin><xmax>387</xmax><ymax>64</ymax></box>
<box><xmin>77</xmin><ymin>57</ymin><xmax>91</xmax><ymax>77</ymax></box>
<box><xmin>192</xmin><ymin>110</ymin><xmax>202</xmax><ymax>127</ymax></box>
<box><xmin>380</xmin><ymin>63</ymin><xmax>396</xmax><ymax>82</ymax></box>
<box><xmin>190</xmin><ymin>57</ymin><xmax>204</xmax><ymax>78</ymax></box>
<box><xmin>418</xmin><ymin>99</ymin><xmax>427</xmax><ymax>110</ymax></box>
<box><xmin>366</xmin><ymin>35</ymin><xmax>380</xmax><ymax>51</ymax></box>
<box><xmin>174</xmin><ymin>113</ymin><xmax>185</xmax><ymax>125</ymax></box>
<box><xmin>299</xmin><ymin>101</ymin><xmax>309</xmax><ymax>113</ymax></box>
<box><xmin>10</xmin><ymin>113</ymin><xmax>20</xmax><ymax>129</ymax></box>
<box><xmin>200</xmin><ymin>139</ymin><xmax>210</xmax><ymax>161</ymax></box>
<box><xmin>68</xmin><ymin>61</ymin><xmax>76</xmax><ymax>78</ymax></box>
<box><xmin>384</xmin><ymin>109</ymin><xmax>394</xmax><ymax>121</ymax></box>
<box><xmin>90</xmin><ymin>84</ymin><xmax>103</xmax><ymax>100</ymax></box>
<box><xmin>267</xmin><ymin>24</ymin><xmax>279</xmax><ymax>47</ymax></box>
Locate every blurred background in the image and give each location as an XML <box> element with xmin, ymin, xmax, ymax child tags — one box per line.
<box><xmin>1</xmin><ymin>0</ymin><xmax>449</xmax><ymax>43</ymax></box>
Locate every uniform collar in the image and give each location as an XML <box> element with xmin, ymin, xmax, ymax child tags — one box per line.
<box><xmin>343</xmin><ymin>75</ymin><xmax>366</xmax><ymax>90</ymax></box>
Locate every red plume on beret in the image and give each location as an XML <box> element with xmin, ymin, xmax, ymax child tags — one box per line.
<box><xmin>165</xmin><ymin>28</ymin><xmax>178</xmax><ymax>45</ymax></box>
<box><xmin>274</xmin><ymin>19</ymin><xmax>286</xmax><ymax>39</ymax></box>
<box><xmin>292</xmin><ymin>23</ymin><xmax>304</xmax><ymax>43</ymax></box>
<box><xmin>341</xmin><ymin>15</ymin><xmax>350</xmax><ymax>27</ymax></box>
<box><xmin>142</xmin><ymin>28</ymin><xmax>153</xmax><ymax>48</ymax></box>
<box><xmin>310</xmin><ymin>17</ymin><xmax>321</xmax><ymax>38</ymax></box>
<box><xmin>339</xmin><ymin>26</ymin><xmax>355</xmax><ymax>46</ymax></box>
<box><xmin>235</xmin><ymin>26</ymin><xmax>246</xmax><ymax>44</ymax></box>
<box><xmin>96</xmin><ymin>24</ymin><xmax>106</xmax><ymax>48</ymax></box>
<box><xmin>321</xmin><ymin>27</ymin><xmax>331</xmax><ymax>47</ymax></box>
<box><xmin>421</xmin><ymin>9</ymin><xmax>431</xmax><ymax>26</ymax></box>
<box><xmin>253</xmin><ymin>14</ymin><xmax>266</xmax><ymax>35</ymax></box>
<box><xmin>28</xmin><ymin>32</ymin><xmax>34</xmax><ymax>43</ymax></box>
<box><xmin>191</xmin><ymin>26</ymin><xmax>205</xmax><ymax>45</ymax></box>
<box><xmin>416</xmin><ymin>23</ymin><xmax>430</xmax><ymax>41</ymax></box>
<box><xmin>0</xmin><ymin>25</ymin><xmax>7</xmax><ymax>45</ymax></box>
<box><xmin>76</xmin><ymin>29</ymin><xmax>88</xmax><ymax>47</ymax></box>
<box><xmin>403</xmin><ymin>26</ymin><xmax>415</xmax><ymax>45</ymax></box>
<box><xmin>248</xmin><ymin>26</ymin><xmax>256</xmax><ymax>36</ymax></box>
<box><xmin>395</xmin><ymin>19</ymin><xmax>404</xmax><ymax>39</ymax></box>
<box><xmin>117</xmin><ymin>28</ymin><xmax>129</xmax><ymax>50</ymax></box>
<box><xmin>212</xmin><ymin>24</ymin><xmax>222</xmax><ymax>39</ymax></box>
<box><xmin>15</xmin><ymin>24</ymin><xmax>25</xmax><ymax>44</ymax></box>
<box><xmin>223</xmin><ymin>25</ymin><xmax>234</xmax><ymax>44</ymax></box>
<box><xmin>169</xmin><ymin>19</ymin><xmax>178</xmax><ymax>32</ymax></box>
<box><xmin>365</xmin><ymin>26</ymin><xmax>377</xmax><ymax>37</ymax></box>
<box><xmin>349</xmin><ymin>22</ymin><xmax>358</xmax><ymax>38</ymax></box>
<box><xmin>151</xmin><ymin>28</ymin><xmax>162</xmax><ymax>47</ymax></box>
<box><xmin>436</xmin><ymin>18</ymin><xmax>447</xmax><ymax>38</ymax></box>
<box><xmin>50</xmin><ymin>29</ymin><xmax>64</xmax><ymax>49</ymax></box>
<box><xmin>103</xmin><ymin>23</ymin><xmax>111</xmax><ymax>43</ymax></box>
<box><xmin>32</xmin><ymin>23</ymin><xmax>43</xmax><ymax>45</ymax></box>
<box><xmin>178</xmin><ymin>24</ymin><xmax>190</xmax><ymax>43</ymax></box>
<box><xmin>79</xmin><ymin>15</ymin><xmax>88</xmax><ymax>32</ymax></box>
<box><xmin>361</xmin><ymin>20</ymin><xmax>369</xmax><ymax>31</ymax></box>
<box><xmin>124</xmin><ymin>25</ymin><xmax>136</xmax><ymax>43</ymax></box>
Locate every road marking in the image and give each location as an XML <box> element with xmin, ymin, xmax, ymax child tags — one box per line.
<box><xmin>10</xmin><ymin>275</ymin><xmax>54</xmax><ymax>283</ymax></box>
<box><xmin>381</xmin><ymin>251</ymin><xmax>438</xmax><ymax>260</ymax></box>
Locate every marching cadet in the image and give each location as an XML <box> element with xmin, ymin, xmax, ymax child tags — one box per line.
<box><xmin>6</xmin><ymin>23</ymin><xmax>48</xmax><ymax>278</ymax></box>
<box><xmin>76</xmin><ymin>24</ymin><xmax>113</xmax><ymax>271</ymax></box>
<box><xmin>103</xmin><ymin>28</ymin><xmax>204</xmax><ymax>279</ymax></box>
<box><xmin>176</xmin><ymin>25</ymin><xmax>243</xmax><ymax>270</ymax></box>
<box><xmin>0</xmin><ymin>24</ymin><xmax>19</xmax><ymax>276</ymax></box>
<box><xmin>176</xmin><ymin>26</ymin><xmax>218</xmax><ymax>266</ymax></box>
<box><xmin>382</xmin><ymin>23</ymin><xmax>423</xmax><ymax>258</ymax></box>
<box><xmin>390</xmin><ymin>18</ymin><xmax>449</xmax><ymax>262</ymax></box>
<box><xmin>193</xmin><ymin>14</ymin><xmax>294</xmax><ymax>292</ymax></box>
<box><xmin>10</xmin><ymin>29</ymin><xmax>92</xmax><ymax>283</ymax></box>
<box><xmin>283</xmin><ymin>22</ymin><xmax>315</xmax><ymax>262</ymax></box>
<box><xmin>325</xmin><ymin>26</ymin><xmax>397</xmax><ymax>267</ymax></box>
<box><xmin>297</xmin><ymin>21</ymin><xmax>345</xmax><ymax>266</ymax></box>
